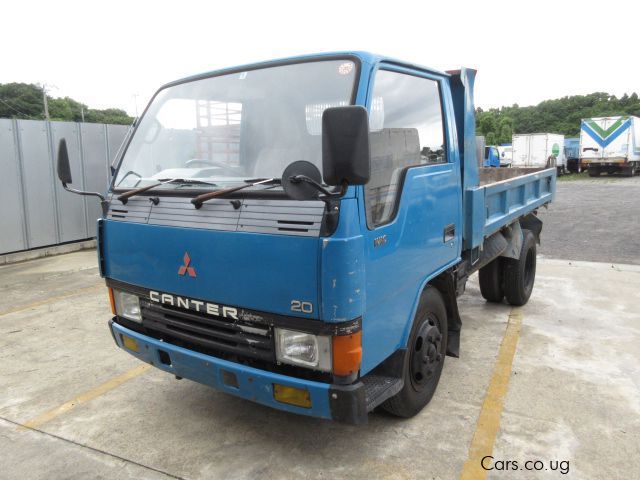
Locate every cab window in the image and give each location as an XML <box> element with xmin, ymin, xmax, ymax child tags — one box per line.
<box><xmin>365</xmin><ymin>69</ymin><xmax>447</xmax><ymax>228</ymax></box>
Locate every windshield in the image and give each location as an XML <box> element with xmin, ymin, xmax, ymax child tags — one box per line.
<box><xmin>113</xmin><ymin>59</ymin><xmax>357</xmax><ymax>191</ymax></box>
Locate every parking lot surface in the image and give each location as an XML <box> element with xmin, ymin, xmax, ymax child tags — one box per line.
<box><xmin>537</xmin><ymin>175</ymin><xmax>640</xmax><ymax>265</ymax></box>
<box><xmin>1</xmin><ymin>180</ymin><xmax>639</xmax><ymax>480</ymax></box>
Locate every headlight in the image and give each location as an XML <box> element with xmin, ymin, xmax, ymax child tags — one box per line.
<box><xmin>113</xmin><ymin>289</ymin><xmax>142</xmax><ymax>323</ymax></box>
<box><xmin>275</xmin><ymin>328</ymin><xmax>331</xmax><ymax>372</ymax></box>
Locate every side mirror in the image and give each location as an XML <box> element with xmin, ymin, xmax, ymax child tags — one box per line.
<box><xmin>57</xmin><ymin>138</ymin><xmax>73</xmax><ymax>185</ymax></box>
<box><xmin>55</xmin><ymin>138</ymin><xmax>106</xmax><ymax>205</ymax></box>
<box><xmin>322</xmin><ymin>106</ymin><xmax>370</xmax><ymax>186</ymax></box>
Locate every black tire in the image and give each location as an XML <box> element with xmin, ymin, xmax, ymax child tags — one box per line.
<box><xmin>588</xmin><ymin>169</ymin><xmax>600</xmax><ymax>177</ymax></box>
<box><xmin>479</xmin><ymin>258</ymin><xmax>504</xmax><ymax>302</ymax></box>
<box><xmin>503</xmin><ymin>229</ymin><xmax>537</xmax><ymax>306</ymax></box>
<box><xmin>623</xmin><ymin>165</ymin><xmax>635</xmax><ymax>177</ymax></box>
<box><xmin>382</xmin><ymin>286</ymin><xmax>447</xmax><ymax>418</ymax></box>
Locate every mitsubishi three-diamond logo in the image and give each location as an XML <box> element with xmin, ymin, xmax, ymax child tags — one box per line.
<box><xmin>178</xmin><ymin>252</ymin><xmax>196</xmax><ymax>277</ymax></box>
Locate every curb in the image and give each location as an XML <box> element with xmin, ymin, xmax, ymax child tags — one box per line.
<box><xmin>0</xmin><ymin>240</ymin><xmax>97</xmax><ymax>266</ymax></box>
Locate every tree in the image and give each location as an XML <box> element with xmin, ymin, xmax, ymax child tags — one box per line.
<box><xmin>477</xmin><ymin>112</ymin><xmax>497</xmax><ymax>137</ymax></box>
<box><xmin>497</xmin><ymin>117</ymin><xmax>513</xmax><ymax>144</ymax></box>
<box><xmin>0</xmin><ymin>82</ymin><xmax>133</xmax><ymax>125</ymax></box>
<box><xmin>0</xmin><ymin>83</ymin><xmax>44</xmax><ymax>119</ymax></box>
<box><xmin>475</xmin><ymin>91</ymin><xmax>640</xmax><ymax>140</ymax></box>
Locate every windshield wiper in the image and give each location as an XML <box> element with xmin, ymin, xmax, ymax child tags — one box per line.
<box><xmin>117</xmin><ymin>178</ymin><xmax>218</xmax><ymax>204</ymax></box>
<box><xmin>191</xmin><ymin>178</ymin><xmax>279</xmax><ymax>209</ymax></box>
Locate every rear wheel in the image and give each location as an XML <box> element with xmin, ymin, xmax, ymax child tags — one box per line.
<box><xmin>623</xmin><ymin>164</ymin><xmax>636</xmax><ymax>177</ymax></box>
<box><xmin>479</xmin><ymin>258</ymin><xmax>504</xmax><ymax>302</ymax></box>
<box><xmin>503</xmin><ymin>229</ymin><xmax>537</xmax><ymax>306</ymax></box>
<box><xmin>588</xmin><ymin>168</ymin><xmax>600</xmax><ymax>177</ymax></box>
<box><xmin>382</xmin><ymin>286</ymin><xmax>447</xmax><ymax>418</ymax></box>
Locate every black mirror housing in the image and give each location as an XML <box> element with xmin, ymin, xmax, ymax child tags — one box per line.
<box><xmin>322</xmin><ymin>106</ymin><xmax>371</xmax><ymax>186</ymax></box>
<box><xmin>57</xmin><ymin>138</ymin><xmax>73</xmax><ymax>184</ymax></box>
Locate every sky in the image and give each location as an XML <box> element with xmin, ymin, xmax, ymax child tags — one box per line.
<box><xmin>2</xmin><ymin>0</ymin><xmax>638</xmax><ymax>116</ymax></box>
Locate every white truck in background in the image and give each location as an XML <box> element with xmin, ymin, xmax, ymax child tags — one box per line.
<box><xmin>497</xmin><ymin>145</ymin><xmax>513</xmax><ymax>167</ymax></box>
<box><xmin>512</xmin><ymin>133</ymin><xmax>566</xmax><ymax>175</ymax></box>
<box><xmin>580</xmin><ymin>116</ymin><xmax>640</xmax><ymax>177</ymax></box>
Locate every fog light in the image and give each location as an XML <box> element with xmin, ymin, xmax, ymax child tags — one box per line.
<box><xmin>273</xmin><ymin>384</ymin><xmax>312</xmax><ymax>408</ymax></box>
<box><xmin>120</xmin><ymin>334</ymin><xmax>139</xmax><ymax>352</ymax></box>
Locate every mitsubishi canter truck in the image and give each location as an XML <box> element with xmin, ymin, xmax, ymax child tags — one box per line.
<box><xmin>56</xmin><ymin>52</ymin><xmax>555</xmax><ymax>424</ymax></box>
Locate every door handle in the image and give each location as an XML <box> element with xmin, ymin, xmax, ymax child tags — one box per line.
<box><xmin>443</xmin><ymin>224</ymin><xmax>455</xmax><ymax>242</ymax></box>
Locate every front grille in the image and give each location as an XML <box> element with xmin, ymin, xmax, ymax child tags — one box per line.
<box><xmin>139</xmin><ymin>299</ymin><xmax>274</xmax><ymax>362</ymax></box>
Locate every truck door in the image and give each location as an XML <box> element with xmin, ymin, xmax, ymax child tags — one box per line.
<box><xmin>358</xmin><ymin>67</ymin><xmax>462</xmax><ymax>373</ymax></box>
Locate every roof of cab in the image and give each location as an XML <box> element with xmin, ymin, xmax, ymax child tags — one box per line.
<box><xmin>162</xmin><ymin>51</ymin><xmax>451</xmax><ymax>90</ymax></box>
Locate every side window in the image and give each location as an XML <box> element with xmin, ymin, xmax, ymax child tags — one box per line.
<box><xmin>366</xmin><ymin>70</ymin><xmax>446</xmax><ymax>228</ymax></box>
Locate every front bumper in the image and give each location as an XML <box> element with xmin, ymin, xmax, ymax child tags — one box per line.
<box><xmin>109</xmin><ymin>320</ymin><xmax>368</xmax><ymax>423</ymax></box>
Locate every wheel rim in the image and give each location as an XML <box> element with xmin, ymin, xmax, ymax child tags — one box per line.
<box><xmin>409</xmin><ymin>314</ymin><xmax>443</xmax><ymax>391</ymax></box>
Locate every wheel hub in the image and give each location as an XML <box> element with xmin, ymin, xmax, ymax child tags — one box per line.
<box><xmin>410</xmin><ymin>316</ymin><xmax>443</xmax><ymax>389</ymax></box>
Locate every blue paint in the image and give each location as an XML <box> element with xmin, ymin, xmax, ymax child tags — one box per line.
<box><xmin>564</xmin><ymin>138</ymin><xmax>580</xmax><ymax>160</ymax></box>
<box><xmin>483</xmin><ymin>146</ymin><xmax>501</xmax><ymax>167</ymax></box>
<box><xmin>100</xmin><ymin>52</ymin><xmax>556</xmax><ymax>421</ymax></box>
<box><xmin>111</xmin><ymin>322</ymin><xmax>332</xmax><ymax>419</ymax></box>
<box><xmin>102</xmin><ymin>221</ymin><xmax>321</xmax><ymax>320</ymax></box>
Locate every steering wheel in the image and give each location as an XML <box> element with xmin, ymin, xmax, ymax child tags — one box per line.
<box><xmin>185</xmin><ymin>158</ymin><xmax>241</xmax><ymax>175</ymax></box>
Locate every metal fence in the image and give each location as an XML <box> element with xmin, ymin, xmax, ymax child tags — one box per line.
<box><xmin>0</xmin><ymin>118</ymin><xmax>130</xmax><ymax>255</ymax></box>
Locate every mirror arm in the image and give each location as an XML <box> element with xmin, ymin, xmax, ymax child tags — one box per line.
<box><xmin>62</xmin><ymin>182</ymin><xmax>106</xmax><ymax>202</ymax></box>
<box><xmin>289</xmin><ymin>175</ymin><xmax>337</xmax><ymax>197</ymax></box>
<box><xmin>61</xmin><ymin>183</ymin><xmax>109</xmax><ymax>215</ymax></box>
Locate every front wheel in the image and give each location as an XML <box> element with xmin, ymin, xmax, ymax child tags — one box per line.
<box><xmin>382</xmin><ymin>286</ymin><xmax>447</xmax><ymax>418</ymax></box>
<box><xmin>503</xmin><ymin>229</ymin><xmax>537</xmax><ymax>306</ymax></box>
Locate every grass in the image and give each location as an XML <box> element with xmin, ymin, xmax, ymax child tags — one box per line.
<box><xmin>557</xmin><ymin>170</ymin><xmax>635</xmax><ymax>182</ymax></box>
<box><xmin>558</xmin><ymin>171</ymin><xmax>591</xmax><ymax>182</ymax></box>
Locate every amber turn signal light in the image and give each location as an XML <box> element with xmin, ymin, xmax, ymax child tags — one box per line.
<box><xmin>332</xmin><ymin>331</ymin><xmax>362</xmax><ymax>377</ymax></box>
<box><xmin>108</xmin><ymin>287</ymin><xmax>116</xmax><ymax>315</ymax></box>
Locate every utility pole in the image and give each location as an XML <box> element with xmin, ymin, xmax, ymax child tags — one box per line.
<box><xmin>80</xmin><ymin>105</ymin><xmax>85</xmax><ymax>122</ymax></box>
<box><xmin>132</xmin><ymin>94</ymin><xmax>139</xmax><ymax>117</ymax></box>
<box><xmin>42</xmin><ymin>84</ymin><xmax>50</xmax><ymax>121</ymax></box>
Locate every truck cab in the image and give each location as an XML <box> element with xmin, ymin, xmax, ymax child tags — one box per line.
<box><xmin>56</xmin><ymin>52</ymin><xmax>555</xmax><ymax>424</ymax></box>
<box><xmin>484</xmin><ymin>145</ymin><xmax>501</xmax><ymax>167</ymax></box>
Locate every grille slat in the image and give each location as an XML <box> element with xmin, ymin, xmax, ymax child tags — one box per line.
<box><xmin>107</xmin><ymin>196</ymin><xmax>325</xmax><ymax>237</ymax></box>
<box><xmin>140</xmin><ymin>300</ymin><xmax>274</xmax><ymax>362</ymax></box>
<box><xmin>145</xmin><ymin>310</ymin><xmax>272</xmax><ymax>350</ymax></box>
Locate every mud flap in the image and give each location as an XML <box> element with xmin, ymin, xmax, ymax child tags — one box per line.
<box><xmin>520</xmin><ymin>213</ymin><xmax>543</xmax><ymax>244</ymax></box>
<box><xmin>431</xmin><ymin>269</ymin><xmax>461</xmax><ymax>358</ymax></box>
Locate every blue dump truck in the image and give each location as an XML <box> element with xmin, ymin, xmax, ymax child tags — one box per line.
<box><xmin>56</xmin><ymin>52</ymin><xmax>555</xmax><ymax>424</ymax></box>
<box><xmin>483</xmin><ymin>145</ymin><xmax>501</xmax><ymax>167</ymax></box>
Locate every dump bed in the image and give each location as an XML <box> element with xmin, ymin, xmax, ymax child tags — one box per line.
<box><xmin>463</xmin><ymin>167</ymin><xmax>555</xmax><ymax>249</ymax></box>
<box><xmin>448</xmin><ymin>69</ymin><xmax>556</xmax><ymax>251</ymax></box>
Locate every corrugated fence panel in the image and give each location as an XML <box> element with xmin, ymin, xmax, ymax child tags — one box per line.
<box><xmin>0</xmin><ymin>119</ymin><xmax>130</xmax><ymax>255</ymax></box>
<box><xmin>0</xmin><ymin>119</ymin><xmax>26</xmax><ymax>253</ymax></box>
<box><xmin>81</xmin><ymin>123</ymin><xmax>109</xmax><ymax>236</ymax></box>
<box><xmin>51</xmin><ymin>121</ymin><xmax>88</xmax><ymax>242</ymax></box>
<box><xmin>17</xmin><ymin>119</ymin><xmax>58</xmax><ymax>249</ymax></box>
